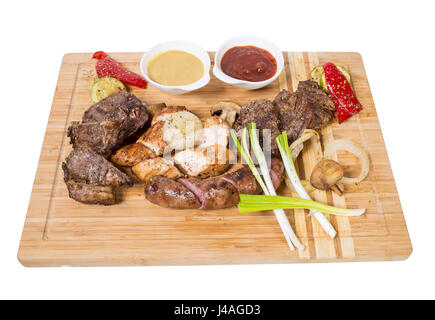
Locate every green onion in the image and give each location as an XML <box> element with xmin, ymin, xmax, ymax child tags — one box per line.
<box><xmin>276</xmin><ymin>132</ymin><xmax>365</xmax><ymax>238</ymax></box>
<box><xmin>231</xmin><ymin>126</ymin><xmax>304</xmax><ymax>251</ymax></box>
<box><xmin>238</xmin><ymin>194</ymin><xmax>365</xmax><ymax>216</ymax></box>
<box><xmin>231</xmin><ymin>128</ymin><xmax>267</xmax><ymax>192</ymax></box>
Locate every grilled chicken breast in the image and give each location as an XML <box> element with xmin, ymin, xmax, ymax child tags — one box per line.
<box><xmin>110</xmin><ymin>142</ymin><xmax>156</xmax><ymax>167</ymax></box>
<box><xmin>132</xmin><ymin>157</ymin><xmax>183</xmax><ymax>182</ymax></box>
<box><xmin>173</xmin><ymin>144</ymin><xmax>234</xmax><ymax>179</ymax></box>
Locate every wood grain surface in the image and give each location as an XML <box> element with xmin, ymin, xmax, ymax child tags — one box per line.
<box><xmin>17</xmin><ymin>52</ymin><xmax>412</xmax><ymax>267</ymax></box>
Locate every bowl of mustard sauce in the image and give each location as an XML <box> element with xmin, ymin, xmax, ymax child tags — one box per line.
<box><xmin>140</xmin><ymin>41</ymin><xmax>211</xmax><ymax>94</ymax></box>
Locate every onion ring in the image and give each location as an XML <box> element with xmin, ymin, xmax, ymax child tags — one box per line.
<box><xmin>324</xmin><ymin>139</ymin><xmax>370</xmax><ymax>185</ymax></box>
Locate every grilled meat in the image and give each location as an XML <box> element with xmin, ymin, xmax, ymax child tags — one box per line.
<box><xmin>269</xmin><ymin>157</ymin><xmax>285</xmax><ymax>189</ymax></box>
<box><xmin>178</xmin><ymin>177</ymin><xmax>240</xmax><ymax>210</ymax></box>
<box><xmin>297</xmin><ymin>80</ymin><xmax>335</xmax><ymax>111</ymax></box>
<box><xmin>67</xmin><ymin>90</ymin><xmax>148</xmax><ymax>158</ymax></box>
<box><xmin>220</xmin><ymin>165</ymin><xmax>262</xmax><ymax>195</ymax></box>
<box><xmin>82</xmin><ymin>90</ymin><xmax>148</xmax><ymax>126</ymax></box>
<box><xmin>65</xmin><ymin>180</ymin><xmax>116</xmax><ymax>205</ymax></box>
<box><xmin>137</xmin><ymin>121</ymin><xmax>167</xmax><ymax>156</ymax></box>
<box><xmin>68</xmin><ymin>121</ymin><xmax>124</xmax><ymax>159</ymax></box>
<box><xmin>145</xmin><ymin>175</ymin><xmax>201</xmax><ymax>209</ymax></box>
<box><xmin>233</xmin><ymin>98</ymin><xmax>281</xmax><ymax>155</ymax></box>
<box><xmin>274</xmin><ymin>91</ymin><xmax>313</xmax><ymax>143</ymax></box>
<box><xmin>297</xmin><ymin>80</ymin><xmax>334</xmax><ymax>130</ymax></box>
<box><xmin>273</xmin><ymin>80</ymin><xmax>334</xmax><ymax>142</ymax></box>
<box><xmin>132</xmin><ymin>157</ymin><xmax>183</xmax><ymax>182</ymax></box>
<box><xmin>63</xmin><ymin>147</ymin><xmax>133</xmax><ymax>187</ymax></box>
<box><xmin>143</xmin><ymin>157</ymin><xmax>285</xmax><ymax>210</ymax></box>
<box><xmin>110</xmin><ymin>142</ymin><xmax>157</xmax><ymax>167</ymax></box>
<box><xmin>173</xmin><ymin>145</ymin><xmax>234</xmax><ymax>179</ymax></box>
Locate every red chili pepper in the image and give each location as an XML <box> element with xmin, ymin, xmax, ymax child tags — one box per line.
<box><xmin>93</xmin><ymin>51</ymin><xmax>147</xmax><ymax>89</ymax></box>
<box><xmin>323</xmin><ymin>62</ymin><xmax>362</xmax><ymax>123</ymax></box>
<box><xmin>92</xmin><ymin>51</ymin><xmax>108</xmax><ymax>60</ymax></box>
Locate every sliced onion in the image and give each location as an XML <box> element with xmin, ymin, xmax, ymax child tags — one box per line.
<box><xmin>286</xmin><ymin>129</ymin><xmax>321</xmax><ymax>194</ymax></box>
<box><xmin>324</xmin><ymin>139</ymin><xmax>370</xmax><ymax>185</ymax></box>
<box><xmin>285</xmin><ymin>177</ymin><xmax>315</xmax><ymax>194</ymax></box>
<box><xmin>289</xmin><ymin>129</ymin><xmax>321</xmax><ymax>160</ymax></box>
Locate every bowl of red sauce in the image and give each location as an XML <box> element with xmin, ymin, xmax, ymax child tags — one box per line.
<box><xmin>213</xmin><ymin>36</ymin><xmax>284</xmax><ymax>90</ymax></box>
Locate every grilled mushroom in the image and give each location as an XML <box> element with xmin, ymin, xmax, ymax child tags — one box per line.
<box><xmin>310</xmin><ymin>160</ymin><xmax>344</xmax><ymax>195</ymax></box>
<box><xmin>211</xmin><ymin>101</ymin><xmax>241</xmax><ymax>127</ymax></box>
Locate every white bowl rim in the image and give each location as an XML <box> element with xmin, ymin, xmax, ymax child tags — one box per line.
<box><xmin>213</xmin><ymin>35</ymin><xmax>284</xmax><ymax>85</ymax></box>
<box><xmin>140</xmin><ymin>40</ymin><xmax>211</xmax><ymax>91</ymax></box>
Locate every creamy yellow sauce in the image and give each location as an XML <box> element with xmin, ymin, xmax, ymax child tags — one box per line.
<box><xmin>147</xmin><ymin>50</ymin><xmax>204</xmax><ymax>86</ymax></box>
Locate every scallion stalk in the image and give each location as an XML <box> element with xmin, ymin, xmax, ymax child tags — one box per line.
<box><xmin>231</xmin><ymin>127</ymin><xmax>303</xmax><ymax>251</ymax></box>
<box><xmin>276</xmin><ymin>132</ymin><xmax>339</xmax><ymax>238</ymax></box>
<box><xmin>238</xmin><ymin>194</ymin><xmax>365</xmax><ymax>216</ymax></box>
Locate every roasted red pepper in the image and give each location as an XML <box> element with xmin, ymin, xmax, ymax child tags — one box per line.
<box><xmin>323</xmin><ymin>62</ymin><xmax>362</xmax><ymax>123</ymax></box>
<box><xmin>93</xmin><ymin>51</ymin><xmax>147</xmax><ymax>89</ymax></box>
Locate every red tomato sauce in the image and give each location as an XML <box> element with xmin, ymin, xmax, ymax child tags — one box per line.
<box><xmin>220</xmin><ymin>46</ymin><xmax>277</xmax><ymax>82</ymax></box>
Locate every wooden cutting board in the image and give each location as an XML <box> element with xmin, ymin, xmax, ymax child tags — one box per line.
<box><xmin>18</xmin><ymin>52</ymin><xmax>412</xmax><ymax>267</ymax></box>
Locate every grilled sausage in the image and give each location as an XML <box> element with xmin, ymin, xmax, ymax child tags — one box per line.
<box><xmin>144</xmin><ymin>158</ymin><xmax>285</xmax><ymax>210</ymax></box>
<box><xmin>178</xmin><ymin>177</ymin><xmax>240</xmax><ymax>210</ymax></box>
<box><xmin>221</xmin><ymin>165</ymin><xmax>262</xmax><ymax>195</ymax></box>
<box><xmin>144</xmin><ymin>175</ymin><xmax>200</xmax><ymax>209</ymax></box>
<box><xmin>270</xmin><ymin>157</ymin><xmax>285</xmax><ymax>190</ymax></box>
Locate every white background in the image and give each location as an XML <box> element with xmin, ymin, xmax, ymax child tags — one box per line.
<box><xmin>1</xmin><ymin>0</ymin><xmax>434</xmax><ymax>300</ymax></box>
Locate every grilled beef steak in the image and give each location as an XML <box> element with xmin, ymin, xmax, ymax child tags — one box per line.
<box><xmin>64</xmin><ymin>91</ymin><xmax>148</xmax><ymax>205</ymax></box>
<box><xmin>297</xmin><ymin>80</ymin><xmax>335</xmax><ymax>111</ymax></box>
<box><xmin>273</xmin><ymin>80</ymin><xmax>334</xmax><ymax>142</ymax></box>
<box><xmin>274</xmin><ymin>90</ymin><xmax>313</xmax><ymax>142</ymax></box>
<box><xmin>65</xmin><ymin>180</ymin><xmax>116</xmax><ymax>205</ymax></box>
<box><xmin>297</xmin><ymin>80</ymin><xmax>334</xmax><ymax>130</ymax></box>
<box><xmin>233</xmin><ymin>98</ymin><xmax>281</xmax><ymax>155</ymax></box>
<box><xmin>67</xmin><ymin>90</ymin><xmax>149</xmax><ymax>158</ymax></box>
<box><xmin>63</xmin><ymin>147</ymin><xmax>133</xmax><ymax>187</ymax></box>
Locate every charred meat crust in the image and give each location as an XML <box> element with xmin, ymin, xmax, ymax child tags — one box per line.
<box><xmin>274</xmin><ymin>91</ymin><xmax>313</xmax><ymax>143</ymax></box>
<box><xmin>144</xmin><ymin>175</ymin><xmax>201</xmax><ymax>209</ymax></box>
<box><xmin>65</xmin><ymin>180</ymin><xmax>117</xmax><ymax>205</ymax></box>
<box><xmin>67</xmin><ymin>90</ymin><xmax>149</xmax><ymax>158</ymax></box>
<box><xmin>273</xmin><ymin>81</ymin><xmax>334</xmax><ymax>143</ymax></box>
<box><xmin>64</xmin><ymin>91</ymin><xmax>148</xmax><ymax>205</ymax></box>
<box><xmin>297</xmin><ymin>80</ymin><xmax>335</xmax><ymax>111</ymax></box>
<box><xmin>233</xmin><ymin>98</ymin><xmax>281</xmax><ymax>155</ymax></box>
<box><xmin>62</xmin><ymin>147</ymin><xmax>133</xmax><ymax>187</ymax></box>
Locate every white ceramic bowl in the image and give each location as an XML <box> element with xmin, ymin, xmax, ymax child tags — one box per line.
<box><xmin>140</xmin><ymin>41</ymin><xmax>211</xmax><ymax>95</ymax></box>
<box><xmin>213</xmin><ymin>35</ymin><xmax>284</xmax><ymax>90</ymax></box>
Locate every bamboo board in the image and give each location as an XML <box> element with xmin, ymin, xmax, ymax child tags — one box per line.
<box><xmin>18</xmin><ymin>52</ymin><xmax>412</xmax><ymax>267</ymax></box>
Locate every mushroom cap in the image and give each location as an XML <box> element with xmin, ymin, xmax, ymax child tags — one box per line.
<box><xmin>310</xmin><ymin>159</ymin><xmax>344</xmax><ymax>190</ymax></box>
